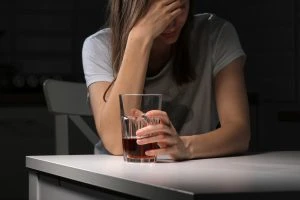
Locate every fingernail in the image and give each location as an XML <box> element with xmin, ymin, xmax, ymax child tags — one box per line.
<box><xmin>136</xmin><ymin>139</ymin><xmax>143</xmax><ymax>145</ymax></box>
<box><xmin>136</xmin><ymin>130</ymin><xmax>141</xmax><ymax>135</ymax></box>
<box><xmin>145</xmin><ymin>151</ymin><xmax>152</xmax><ymax>156</ymax></box>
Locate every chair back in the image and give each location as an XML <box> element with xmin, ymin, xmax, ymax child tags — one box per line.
<box><xmin>43</xmin><ymin>79</ymin><xmax>92</xmax><ymax>116</ymax></box>
<box><xmin>43</xmin><ymin>79</ymin><xmax>99</xmax><ymax>154</ymax></box>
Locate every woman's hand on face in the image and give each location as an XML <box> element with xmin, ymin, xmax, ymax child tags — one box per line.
<box><xmin>136</xmin><ymin>110</ymin><xmax>190</xmax><ymax>161</ymax></box>
<box><xmin>131</xmin><ymin>0</ymin><xmax>183</xmax><ymax>41</ymax></box>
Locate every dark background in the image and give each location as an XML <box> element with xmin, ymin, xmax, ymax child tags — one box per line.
<box><xmin>0</xmin><ymin>0</ymin><xmax>300</xmax><ymax>199</ymax></box>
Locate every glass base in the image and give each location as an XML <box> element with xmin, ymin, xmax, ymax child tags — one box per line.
<box><xmin>123</xmin><ymin>156</ymin><xmax>156</xmax><ymax>163</ymax></box>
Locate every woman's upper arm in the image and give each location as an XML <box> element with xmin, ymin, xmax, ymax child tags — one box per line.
<box><xmin>81</xmin><ymin>31</ymin><xmax>114</xmax><ymax>128</ymax></box>
<box><xmin>214</xmin><ymin>56</ymin><xmax>250</xmax><ymax>128</ymax></box>
<box><xmin>88</xmin><ymin>81</ymin><xmax>111</xmax><ymax>128</ymax></box>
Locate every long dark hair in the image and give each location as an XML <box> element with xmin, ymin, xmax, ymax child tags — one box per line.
<box><xmin>103</xmin><ymin>0</ymin><xmax>195</xmax><ymax>101</ymax></box>
<box><xmin>172</xmin><ymin>0</ymin><xmax>195</xmax><ymax>84</ymax></box>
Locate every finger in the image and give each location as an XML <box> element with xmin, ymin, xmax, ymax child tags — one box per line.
<box><xmin>129</xmin><ymin>108</ymin><xmax>143</xmax><ymax>118</ymax></box>
<box><xmin>162</xmin><ymin>0</ymin><xmax>182</xmax><ymax>6</ymax></box>
<box><xmin>145</xmin><ymin>146</ymin><xmax>173</xmax><ymax>156</ymax></box>
<box><xmin>137</xmin><ymin>133</ymin><xmax>177</xmax><ymax>146</ymax></box>
<box><xmin>168</xmin><ymin>7</ymin><xmax>182</xmax><ymax>20</ymax></box>
<box><xmin>156</xmin><ymin>0</ymin><xmax>182</xmax><ymax>23</ymax></box>
<box><xmin>136</xmin><ymin>123</ymin><xmax>173</xmax><ymax>138</ymax></box>
<box><xmin>157</xmin><ymin>142</ymin><xmax>167</xmax><ymax>148</ymax></box>
<box><xmin>145</xmin><ymin>110</ymin><xmax>172</xmax><ymax>127</ymax></box>
<box><xmin>164</xmin><ymin>2</ymin><xmax>182</xmax><ymax>23</ymax></box>
<box><xmin>166</xmin><ymin>0</ymin><xmax>182</xmax><ymax>8</ymax></box>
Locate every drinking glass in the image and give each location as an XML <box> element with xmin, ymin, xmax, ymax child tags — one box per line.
<box><xmin>119</xmin><ymin>94</ymin><xmax>162</xmax><ymax>163</ymax></box>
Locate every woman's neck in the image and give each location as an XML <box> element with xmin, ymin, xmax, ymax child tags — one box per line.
<box><xmin>147</xmin><ymin>42</ymin><xmax>172</xmax><ymax>77</ymax></box>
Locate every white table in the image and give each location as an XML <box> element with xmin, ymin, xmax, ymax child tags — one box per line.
<box><xmin>26</xmin><ymin>151</ymin><xmax>300</xmax><ymax>200</ymax></box>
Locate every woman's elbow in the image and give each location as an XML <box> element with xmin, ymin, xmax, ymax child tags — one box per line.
<box><xmin>99</xmin><ymin>132</ymin><xmax>123</xmax><ymax>155</ymax></box>
<box><xmin>96</xmin><ymin>123</ymin><xmax>123</xmax><ymax>155</ymax></box>
<box><xmin>238</xmin><ymin>127</ymin><xmax>251</xmax><ymax>153</ymax></box>
<box><xmin>106</xmin><ymin>145</ymin><xmax>123</xmax><ymax>155</ymax></box>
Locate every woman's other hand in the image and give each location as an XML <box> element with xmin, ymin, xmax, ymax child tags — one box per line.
<box><xmin>136</xmin><ymin>110</ymin><xmax>191</xmax><ymax>161</ymax></box>
<box><xmin>131</xmin><ymin>0</ymin><xmax>183</xmax><ymax>41</ymax></box>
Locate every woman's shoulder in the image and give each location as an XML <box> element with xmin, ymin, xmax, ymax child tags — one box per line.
<box><xmin>83</xmin><ymin>27</ymin><xmax>111</xmax><ymax>48</ymax></box>
<box><xmin>192</xmin><ymin>13</ymin><xmax>230</xmax><ymax>33</ymax></box>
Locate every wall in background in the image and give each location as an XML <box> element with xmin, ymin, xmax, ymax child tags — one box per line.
<box><xmin>0</xmin><ymin>0</ymin><xmax>300</xmax><ymax>199</ymax></box>
<box><xmin>0</xmin><ymin>0</ymin><xmax>107</xmax><ymax>199</ymax></box>
<box><xmin>0</xmin><ymin>0</ymin><xmax>107</xmax><ymax>105</ymax></box>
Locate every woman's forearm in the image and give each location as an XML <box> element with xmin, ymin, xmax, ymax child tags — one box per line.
<box><xmin>181</xmin><ymin>123</ymin><xmax>251</xmax><ymax>159</ymax></box>
<box><xmin>98</xmin><ymin>32</ymin><xmax>154</xmax><ymax>155</ymax></box>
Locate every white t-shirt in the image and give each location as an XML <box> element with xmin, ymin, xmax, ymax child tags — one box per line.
<box><xmin>82</xmin><ymin>13</ymin><xmax>246</xmax><ymax>153</ymax></box>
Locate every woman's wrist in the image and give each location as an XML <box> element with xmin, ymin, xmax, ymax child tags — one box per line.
<box><xmin>180</xmin><ymin>136</ymin><xmax>194</xmax><ymax>160</ymax></box>
<box><xmin>128</xmin><ymin>28</ymin><xmax>154</xmax><ymax>48</ymax></box>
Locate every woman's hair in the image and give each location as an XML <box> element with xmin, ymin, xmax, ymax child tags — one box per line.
<box><xmin>172</xmin><ymin>0</ymin><xmax>195</xmax><ymax>84</ymax></box>
<box><xmin>103</xmin><ymin>0</ymin><xmax>195</xmax><ymax>101</ymax></box>
<box><xmin>108</xmin><ymin>0</ymin><xmax>150</xmax><ymax>76</ymax></box>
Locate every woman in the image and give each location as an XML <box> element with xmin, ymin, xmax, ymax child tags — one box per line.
<box><xmin>82</xmin><ymin>0</ymin><xmax>251</xmax><ymax>160</ymax></box>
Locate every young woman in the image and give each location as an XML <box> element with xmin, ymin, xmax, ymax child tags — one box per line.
<box><xmin>82</xmin><ymin>0</ymin><xmax>251</xmax><ymax>160</ymax></box>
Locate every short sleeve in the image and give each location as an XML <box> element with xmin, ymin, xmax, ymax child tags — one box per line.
<box><xmin>212</xmin><ymin>21</ymin><xmax>246</xmax><ymax>77</ymax></box>
<box><xmin>82</xmin><ymin>29</ymin><xmax>114</xmax><ymax>87</ymax></box>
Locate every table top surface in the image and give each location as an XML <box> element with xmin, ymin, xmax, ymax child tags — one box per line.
<box><xmin>26</xmin><ymin>151</ymin><xmax>300</xmax><ymax>199</ymax></box>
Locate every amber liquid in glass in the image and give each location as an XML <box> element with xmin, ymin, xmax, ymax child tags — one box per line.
<box><xmin>122</xmin><ymin>138</ymin><xmax>158</xmax><ymax>159</ymax></box>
